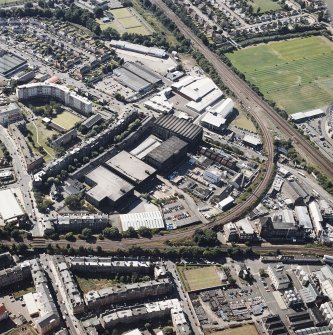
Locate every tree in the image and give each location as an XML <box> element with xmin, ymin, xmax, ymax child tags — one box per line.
<box><xmin>94</xmin><ymin>7</ymin><xmax>103</xmax><ymax>18</ymax></box>
<box><xmin>103</xmin><ymin>227</ymin><xmax>121</xmax><ymax>240</ymax></box>
<box><xmin>64</xmin><ymin>194</ymin><xmax>83</xmax><ymax>210</ymax></box>
<box><xmin>65</xmin><ymin>232</ymin><xmax>76</xmax><ymax>241</ymax></box>
<box><xmin>137</xmin><ymin>226</ymin><xmax>152</xmax><ymax>238</ymax></box>
<box><xmin>122</xmin><ymin>227</ymin><xmax>137</xmax><ymax>238</ymax></box>
<box><xmin>17</xmin><ymin>242</ymin><xmax>28</xmax><ymax>254</ymax></box>
<box><xmin>82</xmin><ymin>228</ymin><xmax>92</xmax><ymax>239</ymax></box>
<box><xmin>163</xmin><ymin>327</ymin><xmax>174</xmax><ymax>335</ymax></box>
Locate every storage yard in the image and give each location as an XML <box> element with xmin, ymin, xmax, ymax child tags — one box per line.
<box><xmin>227</xmin><ymin>36</ymin><xmax>333</xmax><ymax>114</ymax></box>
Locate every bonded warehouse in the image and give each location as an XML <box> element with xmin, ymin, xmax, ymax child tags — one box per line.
<box><xmin>104</xmin><ymin>151</ymin><xmax>156</xmax><ymax>186</ymax></box>
<box><xmin>152</xmin><ymin>115</ymin><xmax>203</xmax><ymax>149</ymax></box>
<box><xmin>85</xmin><ymin>165</ymin><xmax>135</xmax><ymax>210</ymax></box>
<box><xmin>145</xmin><ymin>136</ymin><xmax>188</xmax><ymax>172</ymax></box>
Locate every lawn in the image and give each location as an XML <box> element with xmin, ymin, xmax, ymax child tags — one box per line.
<box><xmin>231</xmin><ymin>113</ymin><xmax>257</xmax><ymax>132</ymax></box>
<box><xmin>26</xmin><ymin>119</ymin><xmax>57</xmax><ymax>162</ymax></box>
<box><xmin>178</xmin><ymin>265</ymin><xmax>222</xmax><ymax>291</ymax></box>
<box><xmin>0</xmin><ymin>0</ymin><xmax>22</xmax><ymax>5</ymax></box>
<box><xmin>247</xmin><ymin>0</ymin><xmax>281</xmax><ymax>13</ymax></box>
<box><xmin>210</xmin><ymin>325</ymin><xmax>259</xmax><ymax>335</ymax></box>
<box><xmin>227</xmin><ymin>36</ymin><xmax>333</xmax><ymax>114</ymax></box>
<box><xmin>52</xmin><ymin>111</ymin><xmax>83</xmax><ymax>130</ymax></box>
<box><xmin>110</xmin><ymin>7</ymin><xmax>153</xmax><ymax>35</ymax></box>
<box><xmin>76</xmin><ymin>276</ymin><xmax>118</xmax><ymax>294</ymax></box>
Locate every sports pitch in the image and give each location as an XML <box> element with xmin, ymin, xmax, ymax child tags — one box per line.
<box><xmin>52</xmin><ymin>111</ymin><xmax>83</xmax><ymax>130</ymax></box>
<box><xmin>226</xmin><ymin>36</ymin><xmax>333</xmax><ymax>114</ymax></box>
<box><xmin>178</xmin><ymin>265</ymin><xmax>221</xmax><ymax>291</ymax></box>
<box><xmin>248</xmin><ymin>0</ymin><xmax>281</xmax><ymax>13</ymax></box>
<box><xmin>110</xmin><ymin>7</ymin><xmax>153</xmax><ymax>35</ymax></box>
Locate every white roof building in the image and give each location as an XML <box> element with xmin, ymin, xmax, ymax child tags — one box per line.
<box><xmin>243</xmin><ymin>134</ymin><xmax>262</xmax><ymax>147</ymax></box>
<box><xmin>308</xmin><ymin>201</ymin><xmax>323</xmax><ymax>237</ymax></box>
<box><xmin>295</xmin><ymin>206</ymin><xmax>313</xmax><ymax>231</ymax></box>
<box><xmin>217</xmin><ymin>196</ymin><xmax>234</xmax><ymax>211</ymax></box>
<box><xmin>290</xmin><ymin>109</ymin><xmax>325</xmax><ymax>123</ymax></box>
<box><xmin>0</xmin><ymin>189</ymin><xmax>24</xmax><ymax>223</ymax></box>
<box><xmin>119</xmin><ymin>211</ymin><xmax>165</xmax><ymax>231</ymax></box>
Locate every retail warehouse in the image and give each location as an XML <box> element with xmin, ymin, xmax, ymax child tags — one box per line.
<box><xmin>0</xmin><ymin>50</ymin><xmax>27</xmax><ymax>78</ymax></box>
<box><xmin>119</xmin><ymin>211</ymin><xmax>165</xmax><ymax>231</ymax></box>
<box><xmin>0</xmin><ymin>189</ymin><xmax>25</xmax><ymax>223</ymax></box>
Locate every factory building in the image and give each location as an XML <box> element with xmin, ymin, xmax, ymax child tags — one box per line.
<box><xmin>105</xmin><ymin>151</ymin><xmax>156</xmax><ymax>186</ymax></box>
<box><xmin>201</xmin><ymin>98</ymin><xmax>234</xmax><ymax>132</ymax></box>
<box><xmin>85</xmin><ymin>165</ymin><xmax>135</xmax><ymax>210</ymax></box>
<box><xmin>119</xmin><ymin>211</ymin><xmax>165</xmax><ymax>231</ymax></box>
<box><xmin>295</xmin><ymin>206</ymin><xmax>313</xmax><ymax>232</ymax></box>
<box><xmin>203</xmin><ymin>166</ymin><xmax>225</xmax><ymax>185</ymax></box>
<box><xmin>85</xmin><ymin>278</ymin><xmax>172</xmax><ymax>309</ymax></box>
<box><xmin>153</xmin><ymin>114</ymin><xmax>203</xmax><ymax>149</ymax></box>
<box><xmin>16</xmin><ymin>83</ymin><xmax>92</xmax><ymax>116</ymax></box>
<box><xmin>309</xmin><ymin>201</ymin><xmax>323</xmax><ymax>238</ymax></box>
<box><xmin>290</xmin><ymin>109</ymin><xmax>325</xmax><ymax>123</ymax></box>
<box><xmin>110</xmin><ymin>40</ymin><xmax>167</xmax><ymax>58</ymax></box>
<box><xmin>54</xmin><ymin>213</ymin><xmax>109</xmax><ymax>232</ymax></box>
<box><xmin>0</xmin><ymin>103</ymin><xmax>23</xmax><ymax>126</ymax></box>
<box><xmin>258</xmin><ymin>209</ymin><xmax>307</xmax><ymax>242</ymax></box>
<box><xmin>267</xmin><ymin>264</ymin><xmax>290</xmax><ymax>290</ymax></box>
<box><xmin>145</xmin><ymin>136</ymin><xmax>188</xmax><ymax>172</ymax></box>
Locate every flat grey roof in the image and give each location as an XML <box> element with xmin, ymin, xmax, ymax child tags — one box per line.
<box><xmin>81</xmin><ymin>114</ymin><xmax>102</xmax><ymax>129</ymax></box>
<box><xmin>106</xmin><ymin>151</ymin><xmax>156</xmax><ymax>184</ymax></box>
<box><xmin>86</xmin><ymin>166</ymin><xmax>134</xmax><ymax>202</ymax></box>
<box><xmin>147</xmin><ymin>136</ymin><xmax>187</xmax><ymax>163</ymax></box>
<box><xmin>154</xmin><ymin>115</ymin><xmax>202</xmax><ymax>142</ymax></box>
<box><xmin>0</xmin><ymin>52</ymin><xmax>26</xmax><ymax>76</ymax></box>
<box><xmin>113</xmin><ymin>67</ymin><xmax>151</xmax><ymax>92</ymax></box>
<box><xmin>123</xmin><ymin>62</ymin><xmax>161</xmax><ymax>85</ymax></box>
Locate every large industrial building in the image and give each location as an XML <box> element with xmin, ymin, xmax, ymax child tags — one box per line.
<box><xmin>85</xmin><ymin>165</ymin><xmax>135</xmax><ymax>209</ymax></box>
<box><xmin>153</xmin><ymin>114</ymin><xmax>203</xmax><ymax>149</ymax></box>
<box><xmin>0</xmin><ymin>50</ymin><xmax>28</xmax><ymax>78</ymax></box>
<box><xmin>290</xmin><ymin>109</ymin><xmax>325</xmax><ymax>123</ymax></box>
<box><xmin>0</xmin><ymin>189</ymin><xmax>25</xmax><ymax>224</ymax></box>
<box><xmin>113</xmin><ymin>61</ymin><xmax>162</xmax><ymax>93</ymax></box>
<box><xmin>171</xmin><ymin>76</ymin><xmax>223</xmax><ymax>113</ymax></box>
<box><xmin>119</xmin><ymin>210</ymin><xmax>165</xmax><ymax>231</ymax></box>
<box><xmin>16</xmin><ymin>83</ymin><xmax>93</xmax><ymax>115</ymax></box>
<box><xmin>110</xmin><ymin>40</ymin><xmax>167</xmax><ymax>58</ymax></box>
<box><xmin>145</xmin><ymin>136</ymin><xmax>188</xmax><ymax>172</ymax></box>
<box><xmin>105</xmin><ymin>151</ymin><xmax>156</xmax><ymax>186</ymax></box>
<box><xmin>200</xmin><ymin>98</ymin><xmax>234</xmax><ymax>132</ymax></box>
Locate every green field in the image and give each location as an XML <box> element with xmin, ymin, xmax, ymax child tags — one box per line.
<box><xmin>178</xmin><ymin>265</ymin><xmax>222</xmax><ymax>291</ymax></box>
<box><xmin>227</xmin><ymin>36</ymin><xmax>333</xmax><ymax>114</ymax></box>
<box><xmin>210</xmin><ymin>325</ymin><xmax>259</xmax><ymax>335</ymax></box>
<box><xmin>109</xmin><ymin>7</ymin><xmax>153</xmax><ymax>35</ymax></box>
<box><xmin>52</xmin><ymin>111</ymin><xmax>83</xmax><ymax>130</ymax></box>
<box><xmin>248</xmin><ymin>0</ymin><xmax>281</xmax><ymax>13</ymax></box>
<box><xmin>26</xmin><ymin>119</ymin><xmax>57</xmax><ymax>162</ymax></box>
<box><xmin>76</xmin><ymin>276</ymin><xmax>117</xmax><ymax>293</ymax></box>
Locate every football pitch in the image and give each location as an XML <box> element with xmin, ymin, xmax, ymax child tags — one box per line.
<box><xmin>178</xmin><ymin>265</ymin><xmax>221</xmax><ymax>291</ymax></box>
<box><xmin>248</xmin><ymin>0</ymin><xmax>281</xmax><ymax>13</ymax></box>
<box><xmin>52</xmin><ymin>111</ymin><xmax>83</xmax><ymax>130</ymax></box>
<box><xmin>226</xmin><ymin>36</ymin><xmax>333</xmax><ymax>114</ymax></box>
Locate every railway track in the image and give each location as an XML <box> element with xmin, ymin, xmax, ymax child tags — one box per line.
<box><xmin>28</xmin><ymin>0</ymin><xmax>333</xmax><ymax>251</ymax></box>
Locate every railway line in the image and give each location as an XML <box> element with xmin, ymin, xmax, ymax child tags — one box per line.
<box><xmin>27</xmin><ymin>0</ymin><xmax>333</xmax><ymax>252</ymax></box>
